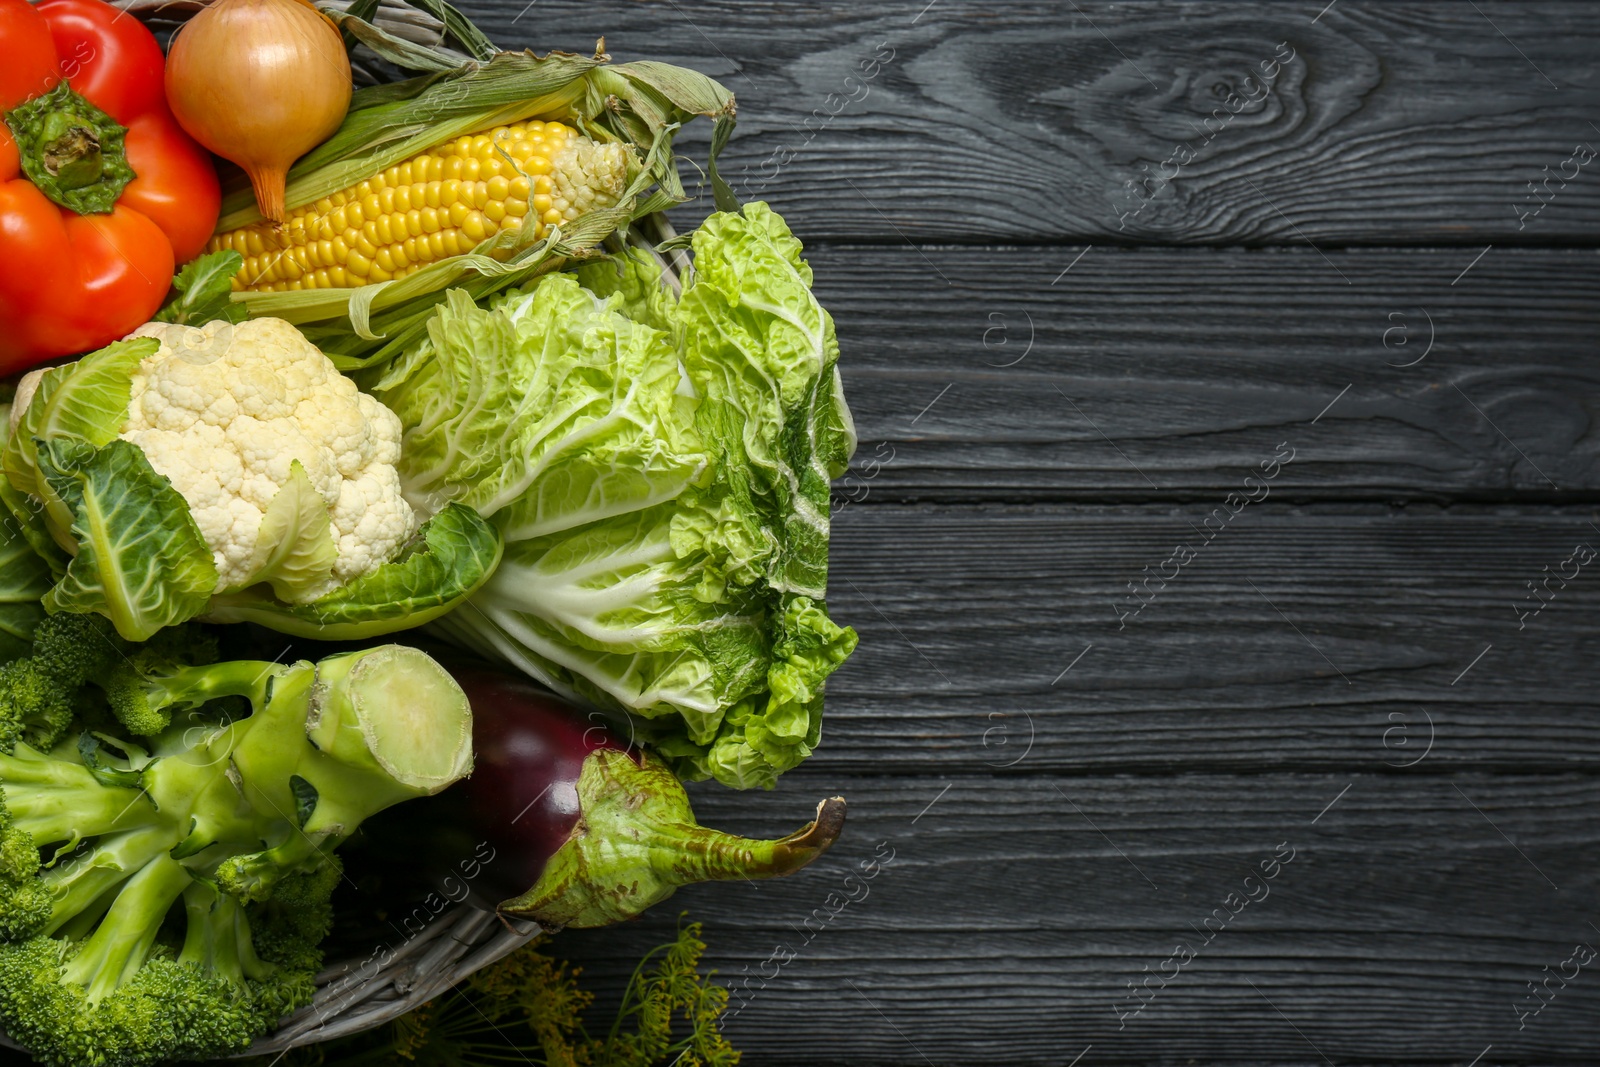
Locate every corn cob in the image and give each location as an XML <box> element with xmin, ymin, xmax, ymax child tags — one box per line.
<box><xmin>207</xmin><ymin>120</ymin><xmax>632</xmax><ymax>292</ymax></box>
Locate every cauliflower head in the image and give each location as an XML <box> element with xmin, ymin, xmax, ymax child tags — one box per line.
<box><xmin>119</xmin><ymin>318</ymin><xmax>417</xmax><ymax>603</ymax></box>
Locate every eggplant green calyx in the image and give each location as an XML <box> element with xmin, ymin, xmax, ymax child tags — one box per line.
<box><xmin>499</xmin><ymin>747</ymin><xmax>846</xmax><ymax>929</ymax></box>
<box><xmin>5</xmin><ymin>82</ymin><xmax>136</xmax><ymax>214</ymax></box>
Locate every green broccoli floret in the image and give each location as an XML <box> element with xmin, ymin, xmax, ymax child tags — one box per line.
<box><xmin>100</xmin><ymin>630</ymin><xmax>225</xmax><ymax>738</ymax></box>
<box><xmin>0</xmin><ymin>613</ymin><xmax>221</xmax><ymax>752</ymax></box>
<box><xmin>0</xmin><ymin>644</ymin><xmax>476</xmax><ymax>1067</ymax></box>
<box><xmin>0</xmin><ymin>614</ymin><xmax>122</xmax><ymax>753</ymax></box>
<box><xmin>27</xmin><ymin>613</ymin><xmax>124</xmax><ymax>693</ymax></box>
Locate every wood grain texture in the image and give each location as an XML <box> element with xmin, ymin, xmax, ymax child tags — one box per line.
<box><xmin>811</xmin><ymin>244</ymin><xmax>1600</xmax><ymax>501</ymax></box>
<box><xmin>465</xmin><ymin>1</ymin><xmax>1600</xmax><ymax>244</ymax></box>
<box><xmin>428</xmin><ymin>1</ymin><xmax>1600</xmax><ymax>1063</ymax></box>
<box><xmin>550</xmin><ymin>772</ymin><xmax>1600</xmax><ymax>1065</ymax></box>
<box><xmin>820</xmin><ymin>502</ymin><xmax>1600</xmax><ymax>774</ymax></box>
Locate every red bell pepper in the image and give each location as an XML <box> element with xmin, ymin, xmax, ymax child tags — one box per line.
<box><xmin>0</xmin><ymin>0</ymin><xmax>219</xmax><ymax>374</ymax></box>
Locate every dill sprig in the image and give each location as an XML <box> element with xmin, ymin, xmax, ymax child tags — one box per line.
<box><xmin>248</xmin><ymin>916</ymin><xmax>740</xmax><ymax>1067</ymax></box>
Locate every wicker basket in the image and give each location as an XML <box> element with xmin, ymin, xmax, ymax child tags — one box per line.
<box><xmin>0</xmin><ymin>1</ymin><xmax>700</xmax><ymax>1054</ymax></box>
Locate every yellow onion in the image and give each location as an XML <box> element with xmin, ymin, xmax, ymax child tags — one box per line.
<box><xmin>165</xmin><ymin>0</ymin><xmax>352</xmax><ymax>222</ymax></box>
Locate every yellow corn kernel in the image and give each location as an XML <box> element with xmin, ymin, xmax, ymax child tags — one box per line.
<box><xmin>208</xmin><ymin>118</ymin><xmax>633</xmax><ymax>291</ymax></box>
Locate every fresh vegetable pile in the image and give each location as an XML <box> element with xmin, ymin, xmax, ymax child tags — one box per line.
<box><xmin>0</xmin><ymin>0</ymin><xmax>855</xmax><ymax>1062</ymax></box>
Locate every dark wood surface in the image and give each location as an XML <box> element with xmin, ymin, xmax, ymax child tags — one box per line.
<box><xmin>466</xmin><ymin>2</ymin><xmax>1600</xmax><ymax>1064</ymax></box>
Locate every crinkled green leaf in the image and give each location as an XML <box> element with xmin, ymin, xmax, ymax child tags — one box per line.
<box><xmin>204</xmin><ymin>503</ymin><xmax>501</xmax><ymax>640</ymax></box>
<box><xmin>574</xmin><ymin>249</ymin><xmax>681</xmax><ymax>342</ymax></box>
<box><xmin>232</xmin><ymin>460</ymin><xmax>339</xmax><ymax>602</ymax></box>
<box><xmin>431</xmin><ymin>503</ymin><xmax>764</xmax><ymax>749</ymax></box>
<box><xmin>676</xmin><ymin>202</ymin><xmax>855</xmax><ymax>600</ymax></box>
<box><xmin>34</xmin><ymin>438</ymin><xmax>218</xmax><ymax>642</ymax></box>
<box><xmin>2</xmin><ymin>338</ymin><xmax>152</xmax><ymax>511</ymax></box>
<box><xmin>365</xmin><ymin>278</ymin><xmax>704</xmax><ymax>531</ymax></box>
<box><xmin>152</xmin><ymin>250</ymin><xmax>248</xmax><ymax>327</ymax></box>
<box><xmin>0</xmin><ymin>477</ymin><xmax>68</xmax><ymax>580</ymax></box>
<box><xmin>0</xmin><ymin>508</ymin><xmax>51</xmax><ymax>663</ymax></box>
<box><xmin>701</xmin><ymin>595</ymin><xmax>857</xmax><ymax>788</ymax></box>
<box><xmin>409</xmin><ymin>205</ymin><xmax>856</xmax><ymax>788</ymax></box>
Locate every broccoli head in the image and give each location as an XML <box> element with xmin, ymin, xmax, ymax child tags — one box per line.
<box><xmin>0</xmin><ymin>613</ymin><xmax>220</xmax><ymax>753</ymax></box>
<box><xmin>0</xmin><ymin>644</ymin><xmax>475</xmax><ymax>1066</ymax></box>
<box><xmin>0</xmin><ymin>613</ymin><xmax>120</xmax><ymax>754</ymax></box>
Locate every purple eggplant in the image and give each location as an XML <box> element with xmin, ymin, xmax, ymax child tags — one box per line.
<box><xmin>417</xmin><ymin>667</ymin><xmax>845</xmax><ymax>929</ymax></box>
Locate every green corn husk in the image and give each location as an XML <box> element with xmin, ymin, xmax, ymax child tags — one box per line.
<box><xmin>217</xmin><ymin>1</ymin><xmax>737</xmax><ymax>370</ymax></box>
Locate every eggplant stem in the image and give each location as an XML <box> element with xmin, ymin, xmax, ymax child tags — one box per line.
<box><xmin>687</xmin><ymin>795</ymin><xmax>847</xmax><ymax>881</ymax></box>
<box><xmin>497</xmin><ymin>751</ymin><xmax>848</xmax><ymax>929</ymax></box>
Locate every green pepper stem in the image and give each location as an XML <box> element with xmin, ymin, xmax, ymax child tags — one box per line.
<box><xmin>38</xmin><ymin>112</ymin><xmax>104</xmax><ymax>190</ymax></box>
<box><xmin>3</xmin><ymin>81</ymin><xmax>135</xmax><ymax>215</ymax></box>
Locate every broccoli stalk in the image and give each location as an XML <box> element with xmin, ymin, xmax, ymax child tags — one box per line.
<box><xmin>0</xmin><ymin>644</ymin><xmax>475</xmax><ymax>1067</ymax></box>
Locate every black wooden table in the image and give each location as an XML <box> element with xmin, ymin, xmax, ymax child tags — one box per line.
<box><xmin>477</xmin><ymin>2</ymin><xmax>1600</xmax><ymax>1063</ymax></box>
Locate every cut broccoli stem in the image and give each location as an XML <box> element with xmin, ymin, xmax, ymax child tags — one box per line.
<box><xmin>302</xmin><ymin>645</ymin><xmax>475</xmax><ymax>802</ymax></box>
<box><xmin>60</xmin><ymin>854</ymin><xmax>191</xmax><ymax>1004</ymax></box>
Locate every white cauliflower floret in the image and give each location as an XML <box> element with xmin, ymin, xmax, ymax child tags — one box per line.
<box><xmin>120</xmin><ymin>317</ymin><xmax>416</xmax><ymax>603</ymax></box>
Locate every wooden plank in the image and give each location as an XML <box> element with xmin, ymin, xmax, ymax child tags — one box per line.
<box><xmin>818</xmin><ymin>503</ymin><xmax>1600</xmax><ymax>774</ymax></box>
<box><xmin>549</xmin><ymin>772</ymin><xmax>1600</xmax><ymax>1065</ymax></box>
<box><xmin>806</xmin><ymin>244</ymin><xmax>1600</xmax><ymax>501</ymax></box>
<box><xmin>460</xmin><ymin>0</ymin><xmax>1600</xmax><ymax>244</ymax></box>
